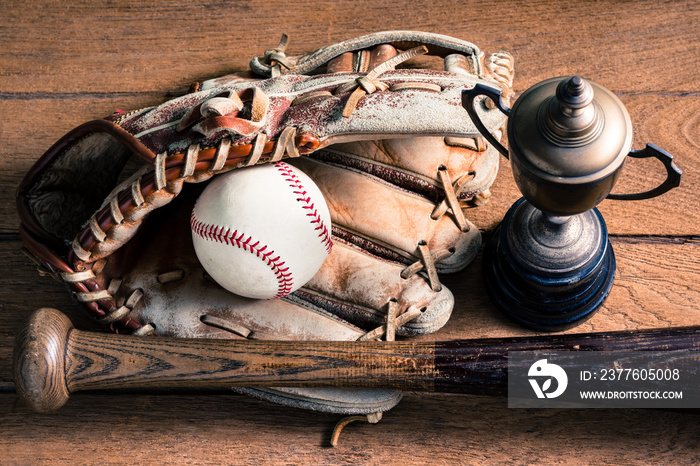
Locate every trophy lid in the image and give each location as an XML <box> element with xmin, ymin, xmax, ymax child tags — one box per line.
<box><xmin>507</xmin><ymin>76</ymin><xmax>633</xmax><ymax>181</ymax></box>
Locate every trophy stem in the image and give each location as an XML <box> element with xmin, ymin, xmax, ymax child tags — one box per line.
<box><xmin>482</xmin><ymin>198</ymin><xmax>615</xmax><ymax>331</ymax></box>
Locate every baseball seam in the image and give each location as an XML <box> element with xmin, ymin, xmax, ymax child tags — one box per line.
<box><xmin>190</xmin><ymin>212</ymin><xmax>294</xmax><ymax>298</ymax></box>
<box><xmin>274</xmin><ymin>161</ymin><xmax>333</xmax><ymax>254</ymax></box>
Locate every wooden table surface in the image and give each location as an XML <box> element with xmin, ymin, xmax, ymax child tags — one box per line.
<box><xmin>1</xmin><ymin>0</ymin><xmax>699</xmax><ymax>463</ymax></box>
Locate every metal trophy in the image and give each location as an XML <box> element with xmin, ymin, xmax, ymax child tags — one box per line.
<box><xmin>463</xmin><ymin>76</ymin><xmax>682</xmax><ymax>331</ymax></box>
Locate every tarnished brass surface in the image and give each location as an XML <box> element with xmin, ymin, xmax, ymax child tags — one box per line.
<box><xmin>507</xmin><ymin>76</ymin><xmax>633</xmax><ymax>214</ymax></box>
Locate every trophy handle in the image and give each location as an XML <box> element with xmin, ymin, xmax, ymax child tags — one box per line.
<box><xmin>607</xmin><ymin>143</ymin><xmax>682</xmax><ymax>200</ymax></box>
<box><xmin>462</xmin><ymin>84</ymin><xmax>511</xmax><ymax>159</ymax></box>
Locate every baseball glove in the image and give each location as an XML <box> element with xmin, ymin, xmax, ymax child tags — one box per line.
<box><xmin>17</xmin><ymin>31</ymin><xmax>513</xmax><ymax>443</ymax></box>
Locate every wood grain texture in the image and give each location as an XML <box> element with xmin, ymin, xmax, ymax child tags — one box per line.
<box><xmin>434</xmin><ymin>238</ymin><xmax>700</xmax><ymax>341</ymax></box>
<box><xmin>1</xmin><ymin>1</ymin><xmax>697</xmax><ymax>94</ymax></box>
<box><xmin>1</xmin><ymin>392</ymin><xmax>699</xmax><ymax>464</ymax></box>
<box><xmin>1</xmin><ymin>0</ymin><xmax>699</xmax><ymax>462</ymax></box>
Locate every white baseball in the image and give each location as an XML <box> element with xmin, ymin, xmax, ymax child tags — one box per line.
<box><xmin>190</xmin><ymin>161</ymin><xmax>333</xmax><ymax>299</ymax></box>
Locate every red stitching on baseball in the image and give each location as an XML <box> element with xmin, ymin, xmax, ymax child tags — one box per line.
<box><xmin>274</xmin><ymin>161</ymin><xmax>333</xmax><ymax>254</ymax></box>
<box><xmin>190</xmin><ymin>210</ymin><xmax>293</xmax><ymax>299</ymax></box>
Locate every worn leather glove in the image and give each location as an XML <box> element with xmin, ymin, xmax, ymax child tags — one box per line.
<box><xmin>17</xmin><ymin>31</ymin><xmax>513</xmax><ymax>441</ymax></box>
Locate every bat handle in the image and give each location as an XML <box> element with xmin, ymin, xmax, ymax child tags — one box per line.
<box><xmin>13</xmin><ymin>308</ymin><xmax>74</xmax><ymax>412</ymax></box>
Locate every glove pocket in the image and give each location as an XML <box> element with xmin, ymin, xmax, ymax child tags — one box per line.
<box><xmin>289</xmin><ymin>156</ymin><xmax>482</xmax><ymax>274</ymax></box>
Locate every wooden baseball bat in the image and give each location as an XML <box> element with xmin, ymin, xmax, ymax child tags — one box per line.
<box><xmin>13</xmin><ymin>308</ymin><xmax>700</xmax><ymax>413</ymax></box>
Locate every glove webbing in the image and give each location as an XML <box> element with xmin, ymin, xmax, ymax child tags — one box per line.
<box><xmin>57</xmin><ymin>127</ymin><xmax>319</xmax><ymax>333</ymax></box>
<box><xmin>70</xmin><ymin>127</ymin><xmax>310</xmax><ymax>264</ymax></box>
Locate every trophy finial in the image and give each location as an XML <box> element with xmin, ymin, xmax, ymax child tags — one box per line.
<box><xmin>558</xmin><ymin>76</ymin><xmax>594</xmax><ymax>110</ymax></box>
<box><xmin>543</xmin><ymin>75</ymin><xmax>601</xmax><ymax>144</ymax></box>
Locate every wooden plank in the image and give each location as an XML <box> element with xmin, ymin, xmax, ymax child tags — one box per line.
<box><xmin>3</xmin><ymin>95</ymin><xmax>699</xmax><ymax>235</ymax></box>
<box><xmin>0</xmin><ymin>1</ymin><xmax>697</xmax><ymax>94</ymax></box>
<box><xmin>1</xmin><ymin>391</ymin><xmax>699</xmax><ymax>463</ymax></box>
<box><xmin>434</xmin><ymin>236</ymin><xmax>700</xmax><ymax>340</ymax></box>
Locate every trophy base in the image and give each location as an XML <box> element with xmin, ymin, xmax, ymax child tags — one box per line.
<box><xmin>483</xmin><ymin>198</ymin><xmax>615</xmax><ymax>331</ymax></box>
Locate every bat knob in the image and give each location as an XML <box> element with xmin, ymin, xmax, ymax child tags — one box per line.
<box><xmin>13</xmin><ymin>308</ymin><xmax>74</xmax><ymax>412</ymax></box>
